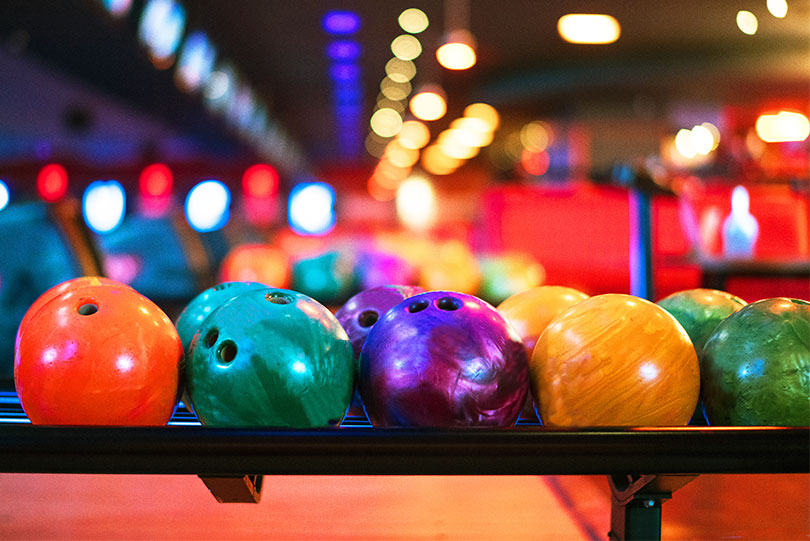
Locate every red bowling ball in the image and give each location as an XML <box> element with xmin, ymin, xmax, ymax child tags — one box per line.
<box><xmin>15</xmin><ymin>282</ymin><xmax>182</xmax><ymax>425</ymax></box>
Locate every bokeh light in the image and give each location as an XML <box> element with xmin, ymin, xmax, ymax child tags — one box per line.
<box><xmin>83</xmin><ymin>180</ymin><xmax>126</xmax><ymax>234</ymax></box>
<box><xmin>520</xmin><ymin>121</ymin><xmax>553</xmax><ymax>151</ymax></box>
<box><xmin>391</xmin><ymin>34</ymin><xmax>422</xmax><ymax>60</ymax></box>
<box><xmin>139</xmin><ymin>163</ymin><xmax>173</xmax><ymax>198</ymax></box>
<box><xmin>36</xmin><ymin>163</ymin><xmax>69</xmax><ymax>202</ymax></box>
<box><xmin>185</xmin><ymin>180</ymin><xmax>231</xmax><ymax>232</ymax></box>
<box><xmin>0</xmin><ymin>180</ymin><xmax>9</xmax><ymax>211</ymax></box>
<box><xmin>755</xmin><ymin>110</ymin><xmax>810</xmax><ymax>142</ymax></box>
<box><xmin>322</xmin><ymin>11</ymin><xmax>361</xmax><ymax>35</ymax></box>
<box><xmin>409</xmin><ymin>88</ymin><xmax>447</xmax><ymax>121</ymax></box>
<box><xmin>436</xmin><ymin>30</ymin><xmax>477</xmax><ymax>70</ymax></box>
<box><xmin>326</xmin><ymin>40</ymin><xmax>362</xmax><ymax>61</ymax></box>
<box><xmin>767</xmin><ymin>0</ymin><xmax>788</xmax><ymax>18</ymax></box>
<box><xmin>396</xmin><ymin>176</ymin><xmax>436</xmax><ymax>230</ymax></box>
<box><xmin>557</xmin><ymin>14</ymin><xmax>621</xmax><ymax>44</ymax></box>
<box><xmin>288</xmin><ymin>182</ymin><xmax>336</xmax><ymax>236</ymax></box>
<box><xmin>242</xmin><ymin>164</ymin><xmax>280</xmax><ymax>198</ymax></box>
<box><xmin>385</xmin><ymin>57</ymin><xmax>417</xmax><ymax>83</ymax></box>
<box><xmin>397</xmin><ymin>120</ymin><xmax>431</xmax><ymax>149</ymax></box>
<box><xmin>463</xmin><ymin>103</ymin><xmax>500</xmax><ymax>131</ymax></box>
<box><xmin>175</xmin><ymin>31</ymin><xmax>217</xmax><ymax>92</ymax></box>
<box><xmin>380</xmin><ymin>77</ymin><xmax>411</xmax><ymax>101</ymax></box>
<box><xmin>138</xmin><ymin>0</ymin><xmax>186</xmax><ymax>68</ymax></box>
<box><xmin>398</xmin><ymin>8</ymin><xmax>429</xmax><ymax>34</ymax></box>
<box><xmin>370</xmin><ymin>107</ymin><xmax>403</xmax><ymax>137</ymax></box>
<box><xmin>736</xmin><ymin>11</ymin><xmax>758</xmax><ymax>35</ymax></box>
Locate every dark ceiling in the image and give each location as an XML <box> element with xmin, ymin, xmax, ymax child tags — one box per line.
<box><xmin>0</xmin><ymin>0</ymin><xmax>808</xmax><ymax>173</ymax></box>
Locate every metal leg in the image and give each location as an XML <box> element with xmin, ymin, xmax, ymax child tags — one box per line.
<box><xmin>199</xmin><ymin>474</ymin><xmax>264</xmax><ymax>503</ymax></box>
<box><xmin>607</xmin><ymin>474</ymin><xmax>697</xmax><ymax>540</ymax></box>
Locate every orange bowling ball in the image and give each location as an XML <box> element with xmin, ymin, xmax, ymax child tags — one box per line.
<box><xmin>497</xmin><ymin>285</ymin><xmax>589</xmax><ymax>358</ymax></box>
<box><xmin>16</xmin><ymin>283</ymin><xmax>182</xmax><ymax>425</ymax></box>
<box><xmin>531</xmin><ymin>293</ymin><xmax>699</xmax><ymax>426</ymax></box>
<box><xmin>13</xmin><ymin>276</ymin><xmax>132</xmax><ymax>367</ymax></box>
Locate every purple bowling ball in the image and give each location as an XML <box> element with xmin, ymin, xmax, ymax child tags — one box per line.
<box><xmin>359</xmin><ymin>291</ymin><xmax>529</xmax><ymax>427</ymax></box>
<box><xmin>335</xmin><ymin>285</ymin><xmax>425</xmax><ymax>360</ymax></box>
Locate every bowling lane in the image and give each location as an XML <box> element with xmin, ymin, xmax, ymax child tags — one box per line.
<box><xmin>0</xmin><ymin>473</ymin><xmax>807</xmax><ymax>539</ymax></box>
<box><xmin>0</xmin><ymin>474</ymin><xmax>596</xmax><ymax>540</ymax></box>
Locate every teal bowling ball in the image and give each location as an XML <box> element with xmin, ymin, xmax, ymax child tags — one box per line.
<box><xmin>657</xmin><ymin>288</ymin><xmax>747</xmax><ymax>353</ymax></box>
<box><xmin>701</xmin><ymin>297</ymin><xmax>810</xmax><ymax>426</ymax></box>
<box><xmin>187</xmin><ymin>288</ymin><xmax>354</xmax><ymax>427</ymax></box>
<box><xmin>175</xmin><ymin>281</ymin><xmax>268</xmax><ymax>355</ymax></box>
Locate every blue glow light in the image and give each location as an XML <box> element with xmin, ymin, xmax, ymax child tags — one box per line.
<box><xmin>102</xmin><ymin>0</ymin><xmax>132</xmax><ymax>17</ymax></box>
<box><xmin>185</xmin><ymin>180</ymin><xmax>230</xmax><ymax>232</ymax></box>
<box><xmin>329</xmin><ymin>63</ymin><xmax>361</xmax><ymax>82</ymax></box>
<box><xmin>288</xmin><ymin>182</ymin><xmax>336</xmax><ymax>236</ymax></box>
<box><xmin>327</xmin><ymin>40</ymin><xmax>362</xmax><ymax>61</ymax></box>
<box><xmin>83</xmin><ymin>180</ymin><xmax>126</xmax><ymax>234</ymax></box>
<box><xmin>138</xmin><ymin>0</ymin><xmax>186</xmax><ymax>65</ymax></box>
<box><xmin>0</xmin><ymin>180</ymin><xmax>9</xmax><ymax>211</ymax></box>
<box><xmin>322</xmin><ymin>11</ymin><xmax>360</xmax><ymax>35</ymax></box>
<box><xmin>176</xmin><ymin>31</ymin><xmax>217</xmax><ymax>91</ymax></box>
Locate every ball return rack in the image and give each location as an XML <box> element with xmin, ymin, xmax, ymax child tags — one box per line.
<box><xmin>0</xmin><ymin>420</ymin><xmax>806</xmax><ymax>541</ymax></box>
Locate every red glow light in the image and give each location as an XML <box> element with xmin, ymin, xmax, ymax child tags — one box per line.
<box><xmin>242</xmin><ymin>164</ymin><xmax>279</xmax><ymax>198</ymax></box>
<box><xmin>521</xmin><ymin>149</ymin><xmax>550</xmax><ymax>176</ymax></box>
<box><xmin>139</xmin><ymin>163</ymin><xmax>173</xmax><ymax>197</ymax></box>
<box><xmin>36</xmin><ymin>164</ymin><xmax>68</xmax><ymax>202</ymax></box>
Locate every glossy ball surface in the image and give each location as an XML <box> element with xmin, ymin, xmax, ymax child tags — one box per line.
<box><xmin>175</xmin><ymin>281</ymin><xmax>268</xmax><ymax>355</ymax></box>
<box><xmin>531</xmin><ymin>293</ymin><xmax>699</xmax><ymax>427</ymax></box>
<box><xmin>497</xmin><ymin>285</ymin><xmax>589</xmax><ymax>358</ymax></box>
<box><xmin>187</xmin><ymin>288</ymin><xmax>354</xmax><ymax>427</ymax></box>
<box><xmin>335</xmin><ymin>285</ymin><xmax>425</xmax><ymax>360</ymax></box>
<box><xmin>657</xmin><ymin>288</ymin><xmax>747</xmax><ymax>352</ymax></box>
<box><xmin>359</xmin><ymin>291</ymin><xmax>529</xmax><ymax>427</ymax></box>
<box><xmin>701</xmin><ymin>297</ymin><xmax>810</xmax><ymax>426</ymax></box>
<box><xmin>15</xmin><ymin>284</ymin><xmax>182</xmax><ymax>425</ymax></box>
<box><xmin>14</xmin><ymin>276</ymin><xmax>132</xmax><ymax>361</ymax></box>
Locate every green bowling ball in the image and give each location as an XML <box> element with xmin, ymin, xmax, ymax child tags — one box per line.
<box><xmin>187</xmin><ymin>288</ymin><xmax>354</xmax><ymax>427</ymax></box>
<box><xmin>657</xmin><ymin>288</ymin><xmax>747</xmax><ymax>353</ymax></box>
<box><xmin>701</xmin><ymin>297</ymin><xmax>810</xmax><ymax>426</ymax></box>
<box><xmin>175</xmin><ymin>281</ymin><xmax>269</xmax><ymax>355</ymax></box>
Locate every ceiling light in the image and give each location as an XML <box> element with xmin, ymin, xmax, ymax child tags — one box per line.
<box><xmin>557</xmin><ymin>14</ymin><xmax>620</xmax><ymax>44</ymax></box>
<box><xmin>409</xmin><ymin>86</ymin><xmax>447</xmax><ymax>121</ymax></box>
<box><xmin>736</xmin><ymin>11</ymin><xmax>758</xmax><ymax>35</ymax></box>
<box><xmin>767</xmin><ymin>0</ymin><xmax>788</xmax><ymax>18</ymax></box>
<box><xmin>755</xmin><ymin>110</ymin><xmax>810</xmax><ymax>142</ymax></box>
<box><xmin>397</xmin><ymin>120</ymin><xmax>431</xmax><ymax>149</ymax></box>
<box><xmin>463</xmin><ymin>103</ymin><xmax>500</xmax><ymax>131</ymax></box>
<box><xmin>370</xmin><ymin>108</ymin><xmax>403</xmax><ymax>137</ymax></box>
<box><xmin>436</xmin><ymin>29</ymin><xmax>477</xmax><ymax>70</ymax></box>
<box><xmin>391</xmin><ymin>34</ymin><xmax>422</xmax><ymax>61</ymax></box>
<box><xmin>398</xmin><ymin>8</ymin><xmax>429</xmax><ymax>34</ymax></box>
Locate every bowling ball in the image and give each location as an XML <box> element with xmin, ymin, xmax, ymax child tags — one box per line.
<box><xmin>335</xmin><ymin>285</ymin><xmax>426</xmax><ymax>360</ymax></box>
<box><xmin>14</xmin><ymin>276</ymin><xmax>132</xmax><ymax>358</ymax></box>
<box><xmin>477</xmin><ymin>252</ymin><xmax>546</xmax><ymax>305</ymax></box>
<box><xmin>187</xmin><ymin>288</ymin><xmax>354</xmax><ymax>427</ymax></box>
<box><xmin>219</xmin><ymin>244</ymin><xmax>290</xmax><ymax>288</ymax></box>
<box><xmin>359</xmin><ymin>291</ymin><xmax>529</xmax><ymax>427</ymax></box>
<box><xmin>497</xmin><ymin>285</ymin><xmax>589</xmax><ymax>359</ymax></box>
<box><xmin>175</xmin><ymin>281</ymin><xmax>269</xmax><ymax>355</ymax></box>
<box><xmin>657</xmin><ymin>288</ymin><xmax>747</xmax><ymax>424</ymax></box>
<box><xmin>531</xmin><ymin>293</ymin><xmax>699</xmax><ymax>427</ymax></box>
<box><xmin>15</xmin><ymin>283</ymin><xmax>182</xmax><ymax>425</ymax></box>
<box><xmin>657</xmin><ymin>288</ymin><xmax>747</xmax><ymax>353</ymax></box>
<box><xmin>701</xmin><ymin>297</ymin><xmax>810</xmax><ymax>426</ymax></box>
<box><xmin>291</xmin><ymin>251</ymin><xmax>357</xmax><ymax>305</ymax></box>
<box><xmin>355</xmin><ymin>250</ymin><xmax>417</xmax><ymax>290</ymax></box>
<box><xmin>419</xmin><ymin>240</ymin><xmax>480</xmax><ymax>294</ymax></box>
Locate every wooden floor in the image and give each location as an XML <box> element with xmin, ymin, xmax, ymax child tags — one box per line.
<box><xmin>0</xmin><ymin>473</ymin><xmax>807</xmax><ymax>539</ymax></box>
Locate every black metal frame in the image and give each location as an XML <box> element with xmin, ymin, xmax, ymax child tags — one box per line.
<box><xmin>1</xmin><ymin>425</ymin><xmax>807</xmax><ymax>540</ymax></box>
